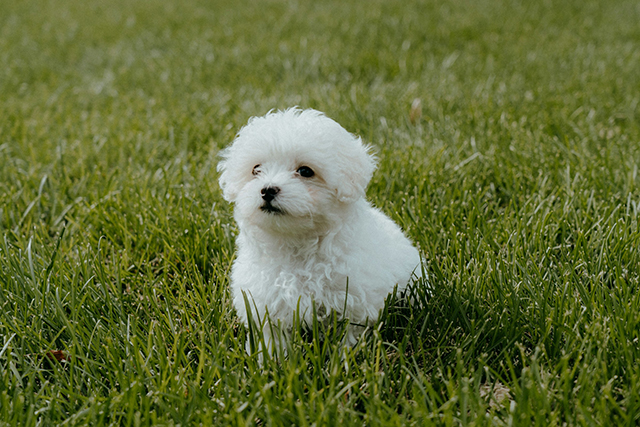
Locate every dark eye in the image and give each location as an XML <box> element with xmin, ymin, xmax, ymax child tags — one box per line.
<box><xmin>252</xmin><ymin>164</ymin><xmax>261</xmax><ymax>176</ymax></box>
<box><xmin>297</xmin><ymin>166</ymin><xmax>315</xmax><ymax>178</ymax></box>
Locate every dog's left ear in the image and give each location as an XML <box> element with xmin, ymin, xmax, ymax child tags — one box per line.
<box><xmin>330</xmin><ymin>136</ymin><xmax>377</xmax><ymax>203</ymax></box>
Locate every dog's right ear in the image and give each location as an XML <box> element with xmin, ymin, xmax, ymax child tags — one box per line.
<box><xmin>217</xmin><ymin>148</ymin><xmax>242</xmax><ymax>203</ymax></box>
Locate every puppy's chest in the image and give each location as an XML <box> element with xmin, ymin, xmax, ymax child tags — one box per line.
<box><xmin>251</xmin><ymin>251</ymin><xmax>348</xmax><ymax>292</ymax></box>
<box><xmin>286</xmin><ymin>254</ymin><xmax>341</xmax><ymax>277</ymax></box>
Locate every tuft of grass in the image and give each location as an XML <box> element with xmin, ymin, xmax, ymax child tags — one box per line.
<box><xmin>1</xmin><ymin>0</ymin><xmax>640</xmax><ymax>424</ymax></box>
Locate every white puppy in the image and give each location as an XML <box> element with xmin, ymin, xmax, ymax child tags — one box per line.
<box><xmin>218</xmin><ymin>108</ymin><xmax>421</xmax><ymax>353</ymax></box>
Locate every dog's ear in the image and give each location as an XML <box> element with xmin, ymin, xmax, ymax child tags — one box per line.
<box><xmin>331</xmin><ymin>137</ymin><xmax>377</xmax><ymax>203</ymax></box>
<box><xmin>217</xmin><ymin>149</ymin><xmax>243</xmax><ymax>203</ymax></box>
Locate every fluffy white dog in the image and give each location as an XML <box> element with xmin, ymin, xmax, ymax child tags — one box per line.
<box><xmin>217</xmin><ymin>108</ymin><xmax>421</xmax><ymax>353</ymax></box>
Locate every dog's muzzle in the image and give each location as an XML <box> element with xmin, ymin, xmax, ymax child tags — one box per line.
<box><xmin>260</xmin><ymin>186</ymin><xmax>283</xmax><ymax>214</ymax></box>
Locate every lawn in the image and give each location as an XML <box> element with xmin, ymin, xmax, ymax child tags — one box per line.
<box><xmin>1</xmin><ymin>0</ymin><xmax>640</xmax><ymax>425</ymax></box>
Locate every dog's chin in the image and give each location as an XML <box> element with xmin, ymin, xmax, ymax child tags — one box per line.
<box><xmin>235</xmin><ymin>186</ymin><xmax>337</xmax><ymax>236</ymax></box>
<box><xmin>242</xmin><ymin>202</ymin><xmax>328</xmax><ymax>236</ymax></box>
<box><xmin>260</xmin><ymin>203</ymin><xmax>285</xmax><ymax>215</ymax></box>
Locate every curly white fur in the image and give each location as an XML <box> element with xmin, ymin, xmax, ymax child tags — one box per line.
<box><xmin>218</xmin><ymin>108</ymin><xmax>421</xmax><ymax>353</ymax></box>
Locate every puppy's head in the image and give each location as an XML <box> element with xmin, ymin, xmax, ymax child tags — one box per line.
<box><xmin>217</xmin><ymin>108</ymin><xmax>376</xmax><ymax>233</ymax></box>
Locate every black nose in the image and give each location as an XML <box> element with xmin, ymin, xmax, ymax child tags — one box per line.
<box><xmin>261</xmin><ymin>186</ymin><xmax>280</xmax><ymax>202</ymax></box>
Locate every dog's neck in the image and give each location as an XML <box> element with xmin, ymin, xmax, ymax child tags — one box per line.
<box><xmin>239</xmin><ymin>200</ymin><xmax>366</xmax><ymax>261</ymax></box>
<box><xmin>244</xmin><ymin>222</ymin><xmax>342</xmax><ymax>257</ymax></box>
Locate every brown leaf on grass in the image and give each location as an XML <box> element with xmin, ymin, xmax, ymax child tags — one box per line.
<box><xmin>45</xmin><ymin>350</ymin><xmax>69</xmax><ymax>363</ymax></box>
<box><xmin>409</xmin><ymin>98</ymin><xmax>422</xmax><ymax>125</ymax></box>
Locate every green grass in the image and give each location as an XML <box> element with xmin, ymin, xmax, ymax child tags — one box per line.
<box><xmin>1</xmin><ymin>0</ymin><xmax>640</xmax><ymax>424</ymax></box>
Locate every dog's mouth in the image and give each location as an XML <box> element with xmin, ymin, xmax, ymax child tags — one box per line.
<box><xmin>260</xmin><ymin>203</ymin><xmax>284</xmax><ymax>215</ymax></box>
